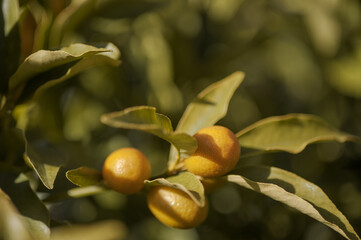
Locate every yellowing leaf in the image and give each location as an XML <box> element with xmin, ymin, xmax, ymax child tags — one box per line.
<box><xmin>229</xmin><ymin>166</ymin><xmax>360</xmax><ymax>240</ymax></box>
<box><xmin>24</xmin><ymin>135</ymin><xmax>64</xmax><ymax>189</ymax></box>
<box><xmin>168</xmin><ymin>71</ymin><xmax>244</xmax><ymax>169</ymax></box>
<box><xmin>237</xmin><ymin>114</ymin><xmax>359</xmax><ymax>154</ymax></box>
<box><xmin>145</xmin><ymin>172</ymin><xmax>206</xmax><ymax>207</ymax></box>
<box><xmin>101</xmin><ymin>106</ymin><xmax>197</xmax><ymax>156</ymax></box>
<box><xmin>8</xmin><ymin>43</ymin><xmax>120</xmax><ymax>102</ymax></box>
<box><xmin>176</xmin><ymin>71</ymin><xmax>245</xmax><ymax>135</ymax></box>
<box><xmin>66</xmin><ymin>167</ymin><xmax>102</xmax><ymax>187</ymax></box>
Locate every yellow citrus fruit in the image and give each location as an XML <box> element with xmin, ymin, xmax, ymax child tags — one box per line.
<box><xmin>184</xmin><ymin>125</ymin><xmax>240</xmax><ymax>177</ymax></box>
<box><xmin>147</xmin><ymin>186</ymin><xmax>208</xmax><ymax>229</ymax></box>
<box><xmin>102</xmin><ymin>147</ymin><xmax>151</xmax><ymax>194</ymax></box>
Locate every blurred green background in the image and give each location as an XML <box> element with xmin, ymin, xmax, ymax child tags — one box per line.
<box><xmin>19</xmin><ymin>0</ymin><xmax>361</xmax><ymax>239</ymax></box>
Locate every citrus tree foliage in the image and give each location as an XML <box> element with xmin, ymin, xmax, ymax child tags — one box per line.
<box><xmin>1</xmin><ymin>0</ymin><xmax>361</xmax><ymax>240</ymax></box>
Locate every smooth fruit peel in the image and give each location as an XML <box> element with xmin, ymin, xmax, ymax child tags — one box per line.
<box><xmin>147</xmin><ymin>186</ymin><xmax>208</xmax><ymax>229</ymax></box>
<box><xmin>102</xmin><ymin>147</ymin><xmax>151</xmax><ymax>194</ymax></box>
<box><xmin>185</xmin><ymin>126</ymin><xmax>240</xmax><ymax>177</ymax></box>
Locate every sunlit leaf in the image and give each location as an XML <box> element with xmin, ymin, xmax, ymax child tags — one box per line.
<box><xmin>228</xmin><ymin>166</ymin><xmax>360</xmax><ymax>240</ymax></box>
<box><xmin>50</xmin><ymin>220</ymin><xmax>127</xmax><ymax>240</ymax></box>
<box><xmin>176</xmin><ymin>71</ymin><xmax>245</xmax><ymax>135</ymax></box>
<box><xmin>24</xmin><ymin>134</ymin><xmax>65</xmax><ymax>189</ymax></box>
<box><xmin>66</xmin><ymin>167</ymin><xmax>102</xmax><ymax>187</ymax></box>
<box><xmin>236</xmin><ymin>114</ymin><xmax>359</xmax><ymax>154</ymax></box>
<box><xmin>101</xmin><ymin>106</ymin><xmax>197</xmax><ymax>156</ymax></box>
<box><xmin>145</xmin><ymin>172</ymin><xmax>205</xmax><ymax>207</ymax></box>
<box><xmin>0</xmin><ymin>172</ymin><xmax>50</xmax><ymax>240</ymax></box>
<box><xmin>168</xmin><ymin>71</ymin><xmax>244</xmax><ymax>168</ymax></box>
<box><xmin>8</xmin><ymin>42</ymin><xmax>120</xmax><ymax>101</ymax></box>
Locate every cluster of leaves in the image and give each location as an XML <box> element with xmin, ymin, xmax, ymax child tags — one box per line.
<box><xmin>1</xmin><ymin>0</ymin><xmax>361</xmax><ymax>239</ymax></box>
<box><xmin>69</xmin><ymin>72</ymin><xmax>360</xmax><ymax>239</ymax></box>
<box><xmin>0</xmin><ymin>0</ymin><xmax>124</xmax><ymax>239</ymax></box>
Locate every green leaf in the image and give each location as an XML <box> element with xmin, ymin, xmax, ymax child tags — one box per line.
<box><xmin>168</xmin><ymin>71</ymin><xmax>244</xmax><ymax>168</ymax></box>
<box><xmin>8</xmin><ymin>42</ymin><xmax>120</xmax><ymax>100</ymax></box>
<box><xmin>176</xmin><ymin>71</ymin><xmax>245</xmax><ymax>135</ymax></box>
<box><xmin>23</xmin><ymin>134</ymin><xmax>64</xmax><ymax>189</ymax></box>
<box><xmin>50</xmin><ymin>220</ymin><xmax>127</xmax><ymax>240</ymax></box>
<box><xmin>49</xmin><ymin>0</ymin><xmax>98</xmax><ymax>48</ymax></box>
<box><xmin>0</xmin><ymin>172</ymin><xmax>50</xmax><ymax>240</ymax></box>
<box><xmin>236</xmin><ymin>114</ymin><xmax>359</xmax><ymax>154</ymax></box>
<box><xmin>228</xmin><ymin>166</ymin><xmax>360</xmax><ymax>240</ymax></box>
<box><xmin>0</xmin><ymin>0</ymin><xmax>21</xmax><ymax>92</ymax></box>
<box><xmin>0</xmin><ymin>189</ymin><xmax>33</xmax><ymax>240</ymax></box>
<box><xmin>67</xmin><ymin>185</ymin><xmax>107</xmax><ymax>199</ymax></box>
<box><xmin>43</xmin><ymin>186</ymin><xmax>108</xmax><ymax>203</ymax></box>
<box><xmin>66</xmin><ymin>167</ymin><xmax>102</xmax><ymax>187</ymax></box>
<box><xmin>2</xmin><ymin>0</ymin><xmax>20</xmax><ymax>36</ymax></box>
<box><xmin>101</xmin><ymin>106</ymin><xmax>197</xmax><ymax>156</ymax></box>
<box><xmin>145</xmin><ymin>172</ymin><xmax>205</xmax><ymax>207</ymax></box>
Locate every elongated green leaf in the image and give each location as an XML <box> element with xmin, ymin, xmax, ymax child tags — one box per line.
<box><xmin>49</xmin><ymin>0</ymin><xmax>97</xmax><ymax>48</ymax></box>
<box><xmin>228</xmin><ymin>166</ymin><xmax>360</xmax><ymax>240</ymax></box>
<box><xmin>0</xmin><ymin>0</ymin><xmax>21</xmax><ymax>92</ymax></box>
<box><xmin>66</xmin><ymin>167</ymin><xmax>102</xmax><ymax>187</ymax></box>
<box><xmin>43</xmin><ymin>186</ymin><xmax>108</xmax><ymax>203</ymax></box>
<box><xmin>176</xmin><ymin>71</ymin><xmax>245</xmax><ymax>135</ymax></box>
<box><xmin>145</xmin><ymin>172</ymin><xmax>205</xmax><ymax>207</ymax></box>
<box><xmin>8</xmin><ymin>42</ymin><xmax>120</xmax><ymax>98</ymax></box>
<box><xmin>2</xmin><ymin>0</ymin><xmax>19</xmax><ymax>36</ymax></box>
<box><xmin>237</xmin><ymin>114</ymin><xmax>359</xmax><ymax>154</ymax></box>
<box><xmin>0</xmin><ymin>172</ymin><xmax>50</xmax><ymax>240</ymax></box>
<box><xmin>24</xmin><ymin>134</ymin><xmax>65</xmax><ymax>189</ymax></box>
<box><xmin>167</xmin><ymin>72</ymin><xmax>244</xmax><ymax>168</ymax></box>
<box><xmin>101</xmin><ymin>106</ymin><xmax>197</xmax><ymax>155</ymax></box>
<box><xmin>50</xmin><ymin>220</ymin><xmax>127</xmax><ymax>240</ymax></box>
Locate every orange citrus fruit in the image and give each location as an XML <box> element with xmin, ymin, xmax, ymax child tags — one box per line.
<box><xmin>102</xmin><ymin>147</ymin><xmax>151</xmax><ymax>194</ymax></box>
<box><xmin>184</xmin><ymin>125</ymin><xmax>240</xmax><ymax>177</ymax></box>
<box><xmin>147</xmin><ymin>186</ymin><xmax>208</xmax><ymax>229</ymax></box>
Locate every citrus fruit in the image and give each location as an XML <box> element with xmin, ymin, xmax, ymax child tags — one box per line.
<box><xmin>102</xmin><ymin>147</ymin><xmax>151</xmax><ymax>194</ymax></box>
<box><xmin>147</xmin><ymin>186</ymin><xmax>208</xmax><ymax>229</ymax></box>
<box><xmin>184</xmin><ymin>125</ymin><xmax>240</xmax><ymax>177</ymax></box>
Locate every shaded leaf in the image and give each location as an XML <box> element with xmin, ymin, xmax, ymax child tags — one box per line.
<box><xmin>101</xmin><ymin>106</ymin><xmax>197</xmax><ymax>156</ymax></box>
<box><xmin>0</xmin><ymin>172</ymin><xmax>50</xmax><ymax>240</ymax></box>
<box><xmin>67</xmin><ymin>185</ymin><xmax>108</xmax><ymax>198</ymax></box>
<box><xmin>237</xmin><ymin>114</ymin><xmax>359</xmax><ymax>154</ymax></box>
<box><xmin>24</xmin><ymin>134</ymin><xmax>65</xmax><ymax>189</ymax></box>
<box><xmin>0</xmin><ymin>0</ymin><xmax>21</xmax><ymax>92</ymax></box>
<box><xmin>2</xmin><ymin>0</ymin><xmax>20</xmax><ymax>36</ymax></box>
<box><xmin>228</xmin><ymin>166</ymin><xmax>360</xmax><ymax>240</ymax></box>
<box><xmin>66</xmin><ymin>167</ymin><xmax>102</xmax><ymax>187</ymax></box>
<box><xmin>168</xmin><ymin>72</ymin><xmax>244</xmax><ymax>168</ymax></box>
<box><xmin>145</xmin><ymin>172</ymin><xmax>205</xmax><ymax>207</ymax></box>
<box><xmin>49</xmin><ymin>0</ymin><xmax>98</xmax><ymax>48</ymax></box>
<box><xmin>0</xmin><ymin>189</ymin><xmax>33</xmax><ymax>240</ymax></box>
<box><xmin>8</xmin><ymin>42</ymin><xmax>120</xmax><ymax>99</ymax></box>
<box><xmin>50</xmin><ymin>220</ymin><xmax>127</xmax><ymax>240</ymax></box>
<box><xmin>43</xmin><ymin>185</ymin><xmax>108</xmax><ymax>203</ymax></box>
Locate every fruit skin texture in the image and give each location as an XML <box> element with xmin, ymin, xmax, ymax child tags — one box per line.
<box><xmin>102</xmin><ymin>147</ymin><xmax>151</xmax><ymax>194</ymax></box>
<box><xmin>147</xmin><ymin>186</ymin><xmax>208</xmax><ymax>229</ymax></box>
<box><xmin>184</xmin><ymin>125</ymin><xmax>240</xmax><ymax>178</ymax></box>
